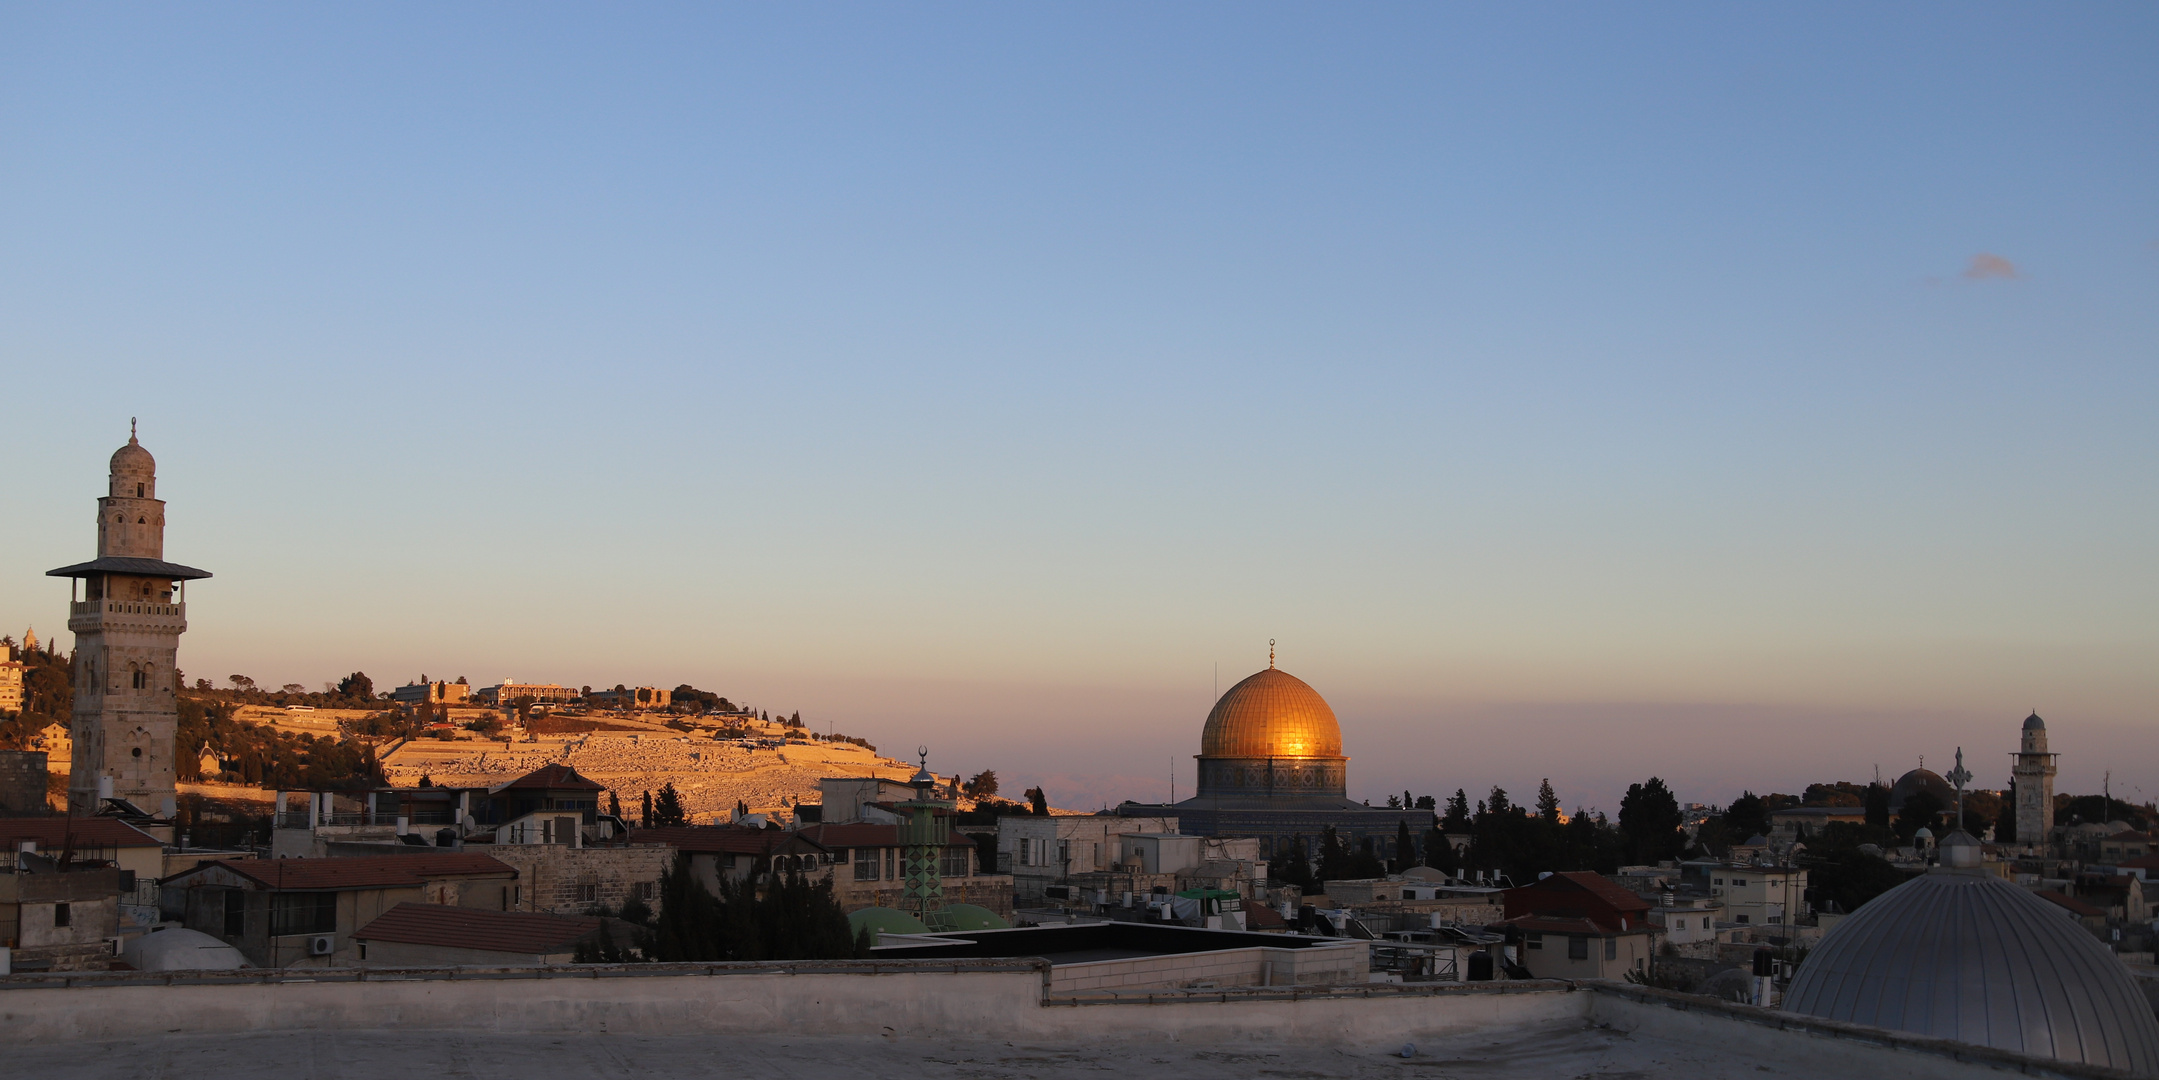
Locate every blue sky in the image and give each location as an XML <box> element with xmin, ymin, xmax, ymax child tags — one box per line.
<box><xmin>3</xmin><ymin>4</ymin><xmax>2155</xmax><ymax>813</ymax></box>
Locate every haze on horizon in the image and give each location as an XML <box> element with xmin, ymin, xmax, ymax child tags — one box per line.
<box><xmin>2</xmin><ymin>5</ymin><xmax>2154</xmax><ymax>815</ymax></box>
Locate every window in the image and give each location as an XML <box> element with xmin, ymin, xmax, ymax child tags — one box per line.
<box><xmin>941</xmin><ymin>846</ymin><xmax>970</xmax><ymax>878</ymax></box>
<box><xmin>224</xmin><ymin>890</ymin><xmax>246</xmax><ymax>936</ymax></box>
<box><xmin>53</xmin><ymin>903</ymin><xmax>72</xmax><ymax>928</ymax></box>
<box><xmin>1712</xmin><ymin>878</ymin><xmax>1723</xmax><ymax>886</ymax></box>
<box><xmin>855</xmin><ymin>849</ymin><xmax>881</xmax><ymax>881</ymax></box>
<box><xmin>271</xmin><ymin>892</ymin><xmax>339</xmax><ymax>937</ymax></box>
<box><xmin>1567</xmin><ymin>935</ymin><xmax>1588</xmax><ymax>960</ymax></box>
<box><xmin>132</xmin><ymin>668</ymin><xmax>146</xmax><ymax>690</ymax></box>
<box><xmin>1730</xmin><ymin>878</ymin><xmax>1746</xmax><ymax>888</ymax></box>
<box><xmin>885</xmin><ymin>849</ymin><xmax>895</xmax><ymax>879</ymax></box>
<box><xmin>1734</xmin><ymin>914</ymin><xmax>1750</xmax><ymax>924</ymax></box>
<box><xmin>830</xmin><ymin>847</ymin><xmax>849</xmax><ymax>864</ymax></box>
<box><xmin>1605</xmin><ymin>937</ymin><xmax>1617</xmax><ymax>961</ymax></box>
<box><xmin>1701</xmin><ymin>918</ymin><xmax>1711</xmax><ymax>930</ymax></box>
<box><xmin>1018</xmin><ymin>838</ymin><xmax>1032</xmax><ymax>866</ymax></box>
<box><xmin>577</xmin><ymin>883</ymin><xmax>598</xmax><ymax>903</ymax></box>
<box><xmin>358</xmin><ymin>942</ymin><xmax>368</xmax><ymax>960</ymax></box>
<box><xmin>1525</xmin><ymin>932</ymin><xmax>1543</xmax><ymax>950</ymax></box>
<box><xmin>639</xmin><ymin>881</ymin><xmax>657</xmax><ymax>901</ymax></box>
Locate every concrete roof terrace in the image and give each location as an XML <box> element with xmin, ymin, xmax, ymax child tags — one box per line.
<box><xmin>0</xmin><ymin>962</ymin><xmax>2133</xmax><ymax>1080</ymax></box>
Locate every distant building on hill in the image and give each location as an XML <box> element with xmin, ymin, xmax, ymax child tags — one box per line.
<box><xmin>0</xmin><ymin>639</ymin><xmax>24</xmax><ymax>713</ymax></box>
<box><xmin>585</xmin><ymin>686</ymin><xmax>671</xmax><ymax>711</ymax></box>
<box><xmin>390</xmin><ymin>680</ymin><xmax>470</xmax><ymax>707</ymax></box>
<box><xmin>475</xmin><ymin>682</ymin><xmax>577</xmax><ymax>706</ymax></box>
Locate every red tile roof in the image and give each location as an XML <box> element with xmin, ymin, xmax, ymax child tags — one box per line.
<box><xmin>186</xmin><ymin>853</ymin><xmax>515</xmax><ymax>891</ymax></box>
<box><xmin>2038</xmin><ymin>890</ymin><xmax>2105</xmax><ymax>918</ymax></box>
<box><xmin>495</xmin><ymin>764</ymin><xmax>604</xmax><ymax>792</ymax></box>
<box><xmin>354</xmin><ymin>902</ymin><xmax>599</xmax><ymax>955</ymax></box>
<box><xmin>627</xmin><ymin>826</ymin><xmax>820</xmax><ymax>856</ymax></box>
<box><xmin>1549</xmin><ymin>871</ymin><xmax>1652</xmax><ymax>913</ymax></box>
<box><xmin>0</xmin><ymin>816</ymin><xmax>163</xmax><ymax>850</ymax></box>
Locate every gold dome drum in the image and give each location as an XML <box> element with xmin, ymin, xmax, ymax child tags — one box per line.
<box><xmin>1195</xmin><ymin>668</ymin><xmax>1349</xmax><ymax>800</ymax></box>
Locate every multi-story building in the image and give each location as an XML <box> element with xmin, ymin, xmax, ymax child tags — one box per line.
<box><xmin>1500</xmin><ymin>872</ymin><xmax>1658</xmax><ymax>980</ymax></box>
<box><xmin>0</xmin><ymin>640</ymin><xmax>24</xmax><ymax>713</ymax></box>
<box><xmin>1684</xmin><ymin>861</ymin><xmax>1808</xmax><ymax>925</ymax></box>
<box><xmin>585</xmin><ymin>686</ymin><xmax>671</xmax><ymax>711</ymax></box>
<box><xmin>993</xmin><ymin>814</ymin><xmax>1177</xmax><ymax>903</ymax></box>
<box><xmin>390</xmin><ymin>680</ymin><xmax>470</xmax><ymax>707</ymax></box>
<box><xmin>795</xmin><ymin>822</ymin><xmax>1013</xmax><ymax>918</ymax></box>
<box><xmin>46</xmin><ymin>425</ymin><xmax>213</xmax><ymax>815</ymax></box>
<box><xmin>476</xmin><ymin>682</ymin><xmax>578</xmax><ymax>707</ymax></box>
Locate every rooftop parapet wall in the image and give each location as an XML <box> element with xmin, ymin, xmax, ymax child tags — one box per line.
<box><xmin>0</xmin><ymin>964</ymin><xmax>2123</xmax><ymax>1078</ymax></box>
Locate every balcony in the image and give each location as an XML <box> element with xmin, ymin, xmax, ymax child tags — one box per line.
<box><xmin>68</xmin><ymin>600</ymin><xmax>186</xmax><ymax>633</ymax></box>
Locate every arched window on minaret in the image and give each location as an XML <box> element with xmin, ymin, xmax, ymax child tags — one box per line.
<box><xmin>136</xmin><ymin>483</ymin><xmax>144</xmax><ymax>497</ymax></box>
<box><xmin>132</xmin><ymin>665</ymin><xmax>146</xmax><ymax>691</ymax></box>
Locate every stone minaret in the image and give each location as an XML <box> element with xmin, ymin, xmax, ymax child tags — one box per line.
<box><xmin>2011</xmin><ymin>711</ymin><xmax>2058</xmax><ymax>853</ymax></box>
<box><xmin>48</xmin><ymin>425</ymin><xmax>212</xmax><ymax>815</ymax></box>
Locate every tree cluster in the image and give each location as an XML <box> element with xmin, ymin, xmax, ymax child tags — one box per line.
<box><xmin>640</xmin><ymin>853</ymin><xmax>869</xmax><ymax>962</ymax></box>
<box><xmin>177</xmin><ymin>698</ymin><xmax>387</xmax><ymax>789</ymax></box>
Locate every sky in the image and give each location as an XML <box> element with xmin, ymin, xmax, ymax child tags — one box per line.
<box><xmin>2</xmin><ymin>4</ymin><xmax>2155</xmax><ymax>815</ymax></box>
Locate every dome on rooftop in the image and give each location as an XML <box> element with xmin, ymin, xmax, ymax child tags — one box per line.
<box><xmin>1782</xmin><ymin>869</ymin><xmax>2159</xmax><ymax>1073</ymax></box>
<box><xmin>847</xmin><ymin>907</ymin><xmax>929</xmax><ymax>939</ymax></box>
<box><xmin>2023</xmin><ymin>711</ymin><xmax>2046</xmax><ymax>731</ymax></box>
<box><xmin>1887</xmin><ymin>768</ymin><xmax>1957</xmax><ymax>815</ymax></box>
<box><xmin>121</xmin><ymin>928</ymin><xmax>247</xmax><ymax>971</ymax></box>
<box><xmin>110</xmin><ymin>434</ymin><xmax>154</xmax><ymax>477</ymax></box>
<box><xmin>1199</xmin><ymin>667</ymin><xmax>1342</xmax><ymax>760</ymax></box>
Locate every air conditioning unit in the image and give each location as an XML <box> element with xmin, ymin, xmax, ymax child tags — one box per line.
<box><xmin>307</xmin><ymin>935</ymin><xmax>335</xmax><ymax>956</ymax></box>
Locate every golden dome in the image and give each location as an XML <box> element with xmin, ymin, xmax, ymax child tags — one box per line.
<box><xmin>1199</xmin><ymin>668</ymin><xmax>1343</xmax><ymax>759</ymax></box>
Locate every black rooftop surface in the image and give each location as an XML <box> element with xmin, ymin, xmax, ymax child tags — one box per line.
<box><xmin>869</xmin><ymin>921</ymin><xmax>1338</xmax><ymax>964</ymax></box>
<box><xmin>47</xmin><ymin>557</ymin><xmax>213</xmax><ymax>581</ymax></box>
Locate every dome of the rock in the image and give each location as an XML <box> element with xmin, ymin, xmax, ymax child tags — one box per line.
<box><xmin>1199</xmin><ymin>668</ymin><xmax>1342</xmax><ymax>759</ymax></box>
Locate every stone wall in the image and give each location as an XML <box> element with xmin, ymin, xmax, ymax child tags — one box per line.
<box><xmin>479</xmin><ymin>844</ymin><xmax>675</xmax><ymax>915</ymax></box>
<box><xmin>1049</xmin><ymin>941</ymin><xmax>1367</xmax><ymax>994</ymax></box>
<box><xmin>0</xmin><ymin>750</ymin><xmax>48</xmax><ymax>814</ymax></box>
<box><xmin>833</xmin><ymin>875</ymin><xmax>1014</xmax><ymax>918</ymax></box>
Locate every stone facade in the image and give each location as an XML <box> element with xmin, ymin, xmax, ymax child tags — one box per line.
<box><xmin>0</xmin><ymin>866</ymin><xmax>123</xmax><ymax>972</ymax></box>
<box><xmin>0</xmin><ymin>641</ymin><xmax>23</xmax><ymax>713</ymax></box>
<box><xmin>2012</xmin><ymin>713</ymin><xmax>2058</xmax><ymax>852</ymax></box>
<box><xmin>832</xmin><ymin>875</ymin><xmax>1014</xmax><ymax>919</ymax></box>
<box><xmin>479</xmin><ymin>844</ymin><xmax>675</xmax><ymax>916</ymax></box>
<box><xmin>58</xmin><ymin>431</ymin><xmax>210</xmax><ymax>814</ymax></box>
<box><xmin>0</xmin><ymin>750</ymin><xmax>48</xmax><ymax>815</ymax></box>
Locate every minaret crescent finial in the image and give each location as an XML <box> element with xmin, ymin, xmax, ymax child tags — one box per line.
<box><xmin>1269</xmin><ymin>639</ymin><xmax>1275</xmax><ymax>669</ymax></box>
<box><xmin>130</xmin><ymin>417</ymin><xmax>138</xmax><ymax>442</ymax></box>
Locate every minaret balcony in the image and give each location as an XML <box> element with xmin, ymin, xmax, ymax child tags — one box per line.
<box><xmin>69</xmin><ymin>599</ymin><xmax>187</xmax><ymax>633</ymax></box>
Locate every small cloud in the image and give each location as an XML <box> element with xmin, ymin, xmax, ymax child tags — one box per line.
<box><xmin>1962</xmin><ymin>253</ymin><xmax>2019</xmax><ymax>280</ymax></box>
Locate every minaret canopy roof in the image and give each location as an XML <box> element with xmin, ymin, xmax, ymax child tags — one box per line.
<box><xmin>47</xmin><ymin>556</ymin><xmax>212</xmax><ymax>581</ymax></box>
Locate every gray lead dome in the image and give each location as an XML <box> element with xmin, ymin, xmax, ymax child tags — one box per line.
<box><xmin>1782</xmin><ymin>867</ymin><xmax>2159</xmax><ymax>1073</ymax></box>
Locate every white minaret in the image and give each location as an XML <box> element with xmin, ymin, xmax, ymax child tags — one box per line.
<box><xmin>2011</xmin><ymin>711</ymin><xmax>2058</xmax><ymax>854</ymax></box>
<box><xmin>48</xmin><ymin>423</ymin><xmax>212</xmax><ymax>815</ymax></box>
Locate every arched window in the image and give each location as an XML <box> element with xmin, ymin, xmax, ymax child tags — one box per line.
<box><xmin>136</xmin><ymin>483</ymin><xmax>144</xmax><ymax>497</ymax></box>
<box><xmin>132</xmin><ymin>667</ymin><xmax>146</xmax><ymax>690</ymax></box>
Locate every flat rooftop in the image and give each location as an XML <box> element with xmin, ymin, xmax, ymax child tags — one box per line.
<box><xmin>7</xmin><ymin>1023</ymin><xmax>1818</xmax><ymax>1080</ymax></box>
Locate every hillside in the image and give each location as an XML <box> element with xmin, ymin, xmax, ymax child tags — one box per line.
<box><xmin>380</xmin><ymin>716</ymin><xmax>926</xmax><ymax>822</ymax></box>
